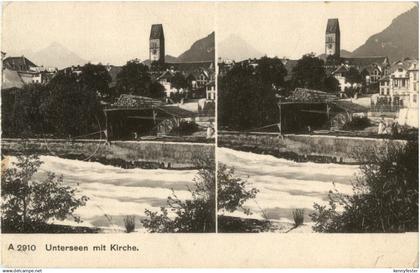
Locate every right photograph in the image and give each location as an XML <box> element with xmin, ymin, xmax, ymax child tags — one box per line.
<box><xmin>216</xmin><ymin>2</ymin><xmax>418</xmax><ymax>233</ymax></box>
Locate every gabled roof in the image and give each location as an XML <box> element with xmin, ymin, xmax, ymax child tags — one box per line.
<box><xmin>332</xmin><ymin>64</ymin><xmax>349</xmax><ymax>75</ymax></box>
<box><xmin>326</xmin><ymin>18</ymin><xmax>340</xmax><ymax>33</ymax></box>
<box><xmin>390</xmin><ymin>58</ymin><xmax>418</xmax><ymax>73</ymax></box>
<box><xmin>157</xmin><ymin>70</ymin><xmax>175</xmax><ymax>81</ymax></box>
<box><xmin>150</xmin><ymin>24</ymin><xmax>164</xmax><ymax>40</ymax></box>
<box><xmin>2</xmin><ymin>68</ymin><xmax>25</xmax><ymax>90</ymax></box>
<box><xmin>3</xmin><ymin>56</ymin><xmax>37</xmax><ymax>71</ymax></box>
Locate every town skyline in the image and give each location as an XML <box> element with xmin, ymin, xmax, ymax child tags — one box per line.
<box><xmin>217</xmin><ymin>2</ymin><xmax>416</xmax><ymax>60</ymax></box>
<box><xmin>2</xmin><ymin>2</ymin><xmax>215</xmax><ymax>66</ymax></box>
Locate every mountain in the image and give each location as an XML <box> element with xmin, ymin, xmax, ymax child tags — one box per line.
<box><xmin>142</xmin><ymin>54</ymin><xmax>178</xmax><ymax>66</ymax></box>
<box><xmin>218</xmin><ymin>34</ymin><xmax>263</xmax><ymax>61</ymax></box>
<box><xmin>351</xmin><ymin>7</ymin><xmax>418</xmax><ymax>62</ymax></box>
<box><xmin>177</xmin><ymin>32</ymin><xmax>215</xmax><ymax>62</ymax></box>
<box><xmin>318</xmin><ymin>49</ymin><xmax>352</xmax><ymax>60</ymax></box>
<box><xmin>26</xmin><ymin>42</ymin><xmax>88</xmax><ymax>69</ymax></box>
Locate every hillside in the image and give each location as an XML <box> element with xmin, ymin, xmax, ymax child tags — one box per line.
<box><xmin>218</xmin><ymin>34</ymin><xmax>263</xmax><ymax>61</ymax></box>
<box><xmin>351</xmin><ymin>7</ymin><xmax>418</xmax><ymax>62</ymax></box>
<box><xmin>177</xmin><ymin>32</ymin><xmax>215</xmax><ymax>62</ymax></box>
<box><xmin>27</xmin><ymin>42</ymin><xmax>87</xmax><ymax>69</ymax></box>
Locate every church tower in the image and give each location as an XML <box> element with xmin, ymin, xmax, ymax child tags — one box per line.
<box><xmin>325</xmin><ymin>18</ymin><xmax>340</xmax><ymax>57</ymax></box>
<box><xmin>149</xmin><ymin>24</ymin><xmax>165</xmax><ymax>64</ymax></box>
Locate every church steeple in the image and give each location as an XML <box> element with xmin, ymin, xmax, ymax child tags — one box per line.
<box><xmin>149</xmin><ymin>24</ymin><xmax>165</xmax><ymax>64</ymax></box>
<box><xmin>325</xmin><ymin>18</ymin><xmax>340</xmax><ymax>57</ymax></box>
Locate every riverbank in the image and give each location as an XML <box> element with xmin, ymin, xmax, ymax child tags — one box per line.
<box><xmin>2</xmin><ymin>138</ymin><xmax>215</xmax><ymax>169</ymax></box>
<box><xmin>218</xmin><ymin>131</ymin><xmax>408</xmax><ymax>163</ymax></box>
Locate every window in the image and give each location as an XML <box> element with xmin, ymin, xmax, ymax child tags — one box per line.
<box><xmin>413</xmin><ymin>94</ymin><xmax>417</xmax><ymax>103</ymax></box>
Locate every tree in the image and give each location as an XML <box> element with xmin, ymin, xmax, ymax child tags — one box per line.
<box><xmin>1</xmin><ymin>84</ymin><xmax>49</xmax><ymax>137</ymax></box>
<box><xmin>115</xmin><ymin>60</ymin><xmax>151</xmax><ymax>97</ymax></box>
<box><xmin>170</xmin><ymin>72</ymin><xmax>187</xmax><ymax>90</ymax></box>
<box><xmin>217</xmin><ymin>164</ymin><xmax>258</xmax><ymax>215</ymax></box>
<box><xmin>44</xmin><ymin>72</ymin><xmax>102</xmax><ymax>138</ymax></box>
<box><xmin>291</xmin><ymin>53</ymin><xmax>327</xmax><ymax>90</ymax></box>
<box><xmin>149</xmin><ymin>81</ymin><xmax>165</xmax><ymax>99</ymax></box>
<box><xmin>218</xmin><ymin>57</ymin><xmax>286</xmax><ymax>131</ymax></box>
<box><xmin>1</xmin><ymin>153</ymin><xmax>88</xmax><ymax>232</ymax></box>
<box><xmin>80</xmin><ymin>63</ymin><xmax>112</xmax><ymax>100</ymax></box>
<box><xmin>141</xmin><ymin>158</ymin><xmax>215</xmax><ymax>233</ymax></box>
<box><xmin>344</xmin><ymin>67</ymin><xmax>363</xmax><ymax>85</ymax></box>
<box><xmin>310</xmin><ymin>141</ymin><xmax>418</xmax><ymax>233</ymax></box>
<box><xmin>324</xmin><ymin>75</ymin><xmax>340</xmax><ymax>93</ymax></box>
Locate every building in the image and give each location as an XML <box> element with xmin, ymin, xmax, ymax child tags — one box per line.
<box><xmin>206</xmin><ymin>80</ymin><xmax>215</xmax><ymax>101</ymax></box>
<box><xmin>324</xmin><ymin>18</ymin><xmax>390</xmax><ymax>93</ymax></box>
<box><xmin>104</xmin><ymin>94</ymin><xmax>195</xmax><ymax>140</ymax></box>
<box><xmin>2</xmin><ymin>55</ymin><xmax>57</xmax><ymax>85</ymax></box>
<box><xmin>325</xmin><ymin>18</ymin><xmax>340</xmax><ymax>57</ymax></box>
<box><xmin>149</xmin><ymin>24</ymin><xmax>165</xmax><ymax>64</ymax></box>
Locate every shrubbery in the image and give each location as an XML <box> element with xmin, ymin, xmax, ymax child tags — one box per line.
<box><xmin>1</xmin><ymin>153</ymin><xmax>88</xmax><ymax>233</ymax></box>
<box><xmin>310</xmin><ymin>141</ymin><xmax>418</xmax><ymax>233</ymax></box>
<box><xmin>342</xmin><ymin>117</ymin><xmax>371</xmax><ymax>131</ymax></box>
<box><xmin>141</xmin><ymin>158</ymin><xmax>215</xmax><ymax>233</ymax></box>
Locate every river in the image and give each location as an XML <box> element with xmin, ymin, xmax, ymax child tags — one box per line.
<box><xmin>217</xmin><ymin>148</ymin><xmax>360</xmax><ymax>227</ymax></box>
<box><xmin>10</xmin><ymin>155</ymin><xmax>197</xmax><ymax>232</ymax></box>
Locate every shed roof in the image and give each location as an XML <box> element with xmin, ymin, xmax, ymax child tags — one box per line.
<box><xmin>109</xmin><ymin>94</ymin><xmax>163</xmax><ymax>109</ymax></box>
<box><xmin>331</xmin><ymin>100</ymin><xmax>369</xmax><ymax>113</ymax></box>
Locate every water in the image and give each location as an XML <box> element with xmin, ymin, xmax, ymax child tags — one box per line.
<box><xmin>8</xmin><ymin>156</ymin><xmax>197</xmax><ymax>232</ymax></box>
<box><xmin>217</xmin><ymin>148</ymin><xmax>360</xmax><ymax>225</ymax></box>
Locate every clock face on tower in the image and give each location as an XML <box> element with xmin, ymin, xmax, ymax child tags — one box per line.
<box><xmin>328</xmin><ymin>44</ymin><xmax>332</xmax><ymax>49</ymax></box>
<box><xmin>152</xmin><ymin>49</ymin><xmax>157</xmax><ymax>54</ymax></box>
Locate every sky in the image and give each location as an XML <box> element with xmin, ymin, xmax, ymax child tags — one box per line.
<box><xmin>217</xmin><ymin>1</ymin><xmax>417</xmax><ymax>59</ymax></box>
<box><xmin>2</xmin><ymin>2</ymin><xmax>216</xmax><ymax>65</ymax></box>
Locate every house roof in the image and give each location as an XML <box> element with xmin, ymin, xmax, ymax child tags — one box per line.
<box><xmin>150</xmin><ymin>24</ymin><xmax>164</xmax><ymax>40</ymax></box>
<box><xmin>2</xmin><ymin>68</ymin><xmax>24</xmax><ymax>89</ymax></box>
<box><xmin>157</xmin><ymin>70</ymin><xmax>175</xmax><ymax>81</ymax></box>
<box><xmin>343</xmin><ymin>56</ymin><xmax>389</xmax><ymax>68</ymax></box>
<box><xmin>3</xmin><ymin>56</ymin><xmax>37</xmax><ymax>71</ymax></box>
<box><xmin>326</xmin><ymin>18</ymin><xmax>340</xmax><ymax>33</ymax></box>
<box><xmin>332</xmin><ymin>64</ymin><xmax>349</xmax><ymax>75</ymax></box>
<box><xmin>390</xmin><ymin>58</ymin><xmax>418</xmax><ymax>73</ymax></box>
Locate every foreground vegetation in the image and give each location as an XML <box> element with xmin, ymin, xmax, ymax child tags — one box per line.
<box><xmin>1</xmin><ymin>152</ymin><xmax>89</xmax><ymax>233</ymax></box>
<box><xmin>311</xmin><ymin>141</ymin><xmax>418</xmax><ymax>233</ymax></box>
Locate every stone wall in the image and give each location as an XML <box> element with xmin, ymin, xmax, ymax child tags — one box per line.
<box><xmin>218</xmin><ymin>131</ymin><xmax>407</xmax><ymax>163</ymax></box>
<box><xmin>2</xmin><ymin>139</ymin><xmax>215</xmax><ymax>168</ymax></box>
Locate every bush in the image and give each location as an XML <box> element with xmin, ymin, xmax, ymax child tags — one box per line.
<box><xmin>342</xmin><ymin>117</ymin><xmax>371</xmax><ymax>131</ymax></box>
<box><xmin>310</xmin><ymin>141</ymin><xmax>418</xmax><ymax>233</ymax></box>
<box><xmin>292</xmin><ymin>209</ymin><xmax>304</xmax><ymax>227</ymax></box>
<box><xmin>1</xmin><ymin>153</ymin><xmax>89</xmax><ymax>232</ymax></box>
<box><xmin>217</xmin><ymin>164</ymin><xmax>259</xmax><ymax>216</ymax></box>
<box><xmin>141</xmin><ymin>157</ymin><xmax>215</xmax><ymax>233</ymax></box>
<box><xmin>170</xmin><ymin>120</ymin><xmax>199</xmax><ymax>136</ymax></box>
<box><xmin>124</xmin><ymin>215</ymin><xmax>136</xmax><ymax>233</ymax></box>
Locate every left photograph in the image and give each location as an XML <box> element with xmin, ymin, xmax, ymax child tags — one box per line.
<box><xmin>1</xmin><ymin>2</ymin><xmax>216</xmax><ymax>233</ymax></box>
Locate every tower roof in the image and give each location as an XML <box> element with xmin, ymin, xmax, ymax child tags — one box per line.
<box><xmin>326</xmin><ymin>18</ymin><xmax>340</xmax><ymax>33</ymax></box>
<box><xmin>150</xmin><ymin>24</ymin><xmax>164</xmax><ymax>40</ymax></box>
